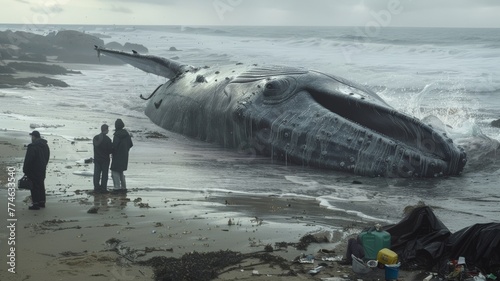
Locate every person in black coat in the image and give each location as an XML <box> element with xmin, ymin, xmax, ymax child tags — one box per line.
<box><xmin>23</xmin><ymin>130</ymin><xmax>50</xmax><ymax>210</ymax></box>
<box><xmin>110</xmin><ymin>119</ymin><xmax>133</xmax><ymax>192</ymax></box>
<box><xmin>93</xmin><ymin>124</ymin><xmax>113</xmax><ymax>193</ymax></box>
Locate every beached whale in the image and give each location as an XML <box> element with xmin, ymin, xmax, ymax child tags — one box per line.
<box><xmin>94</xmin><ymin>46</ymin><xmax>467</xmax><ymax>177</ymax></box>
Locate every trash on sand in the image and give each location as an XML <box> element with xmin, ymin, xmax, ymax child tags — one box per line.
<box><xmin>423</xmin><ymin>273</ymin><xmax>436</xmax><ymax>281</ymax></box>
<box><xmin>473</xmin><ymin>273</ymin><xmax>486</xmax><ymax>281</ymax></box>
<box><xmin>352</xmin><ymin>254</ymin><xmax>371</xmax><ymax>274</ymax></box>
<box><xmin>299</xmin><ymin>254</ymin><xmax>315</xmax><ymax>264</ymax></box>
<box><xmin>309</xmin><ymin>266</ymin><xmax>323</xmax><ymax>275</ymax></box>
<box><xmin>322</xmin><ymin>256</ymin><xmax>343</xmax><ymax>261</ymax></box>
<box><xmin>366</xmin><ymin>260</ymin><xmax>378</xmax><ymax>268</ymax></box>
<box><xmin>457</xmin><ymin>256</ymin><xmax>466</xmax><ymax>265</ymax></box>
<box><xmin>87</xmin><ymin>206</ymin><xmax>99</xmax><ymax>214</ymax></box>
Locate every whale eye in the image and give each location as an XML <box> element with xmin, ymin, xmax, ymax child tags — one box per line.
<box><xmin>262</xmin><ymin>78</ymin><xmax>297</xmax><ymax>104</ymax></box>
<box><xmin>265</xmin><ymin>81</ymin><xmax>278</xmax><ymax>90</ymax></box>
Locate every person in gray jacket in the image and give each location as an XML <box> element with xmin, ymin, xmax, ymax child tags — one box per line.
<box><xmin>110</xmin><ymin>119</ymin><xmax>133</xmax><ymax>192</ymax></box>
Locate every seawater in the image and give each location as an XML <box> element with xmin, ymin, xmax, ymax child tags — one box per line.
<box><xmin>1</xmin><ymin>25</ymin><xmax>499</xmax><ymax>232</ymax></box>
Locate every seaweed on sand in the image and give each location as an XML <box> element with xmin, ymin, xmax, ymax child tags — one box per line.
<box><xmin>139</xmin><ymin>250</ymin><xmax>292</xmax><ymax>281</ymax></box>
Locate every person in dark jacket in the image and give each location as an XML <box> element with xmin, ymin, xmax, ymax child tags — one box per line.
<box><xmin>93</xmin><ymin>124</ymin><xmax>113</xmax><ymax>193</ymax></box>
<box><xmin>23</xmin><ymin>130</ymin><xmax>50</xmax><ymax>210</ymax></box>
<box><xmin>110</xmin><ymin>119</ymin><xmax>133</xmax><ymax>192</ymax></box>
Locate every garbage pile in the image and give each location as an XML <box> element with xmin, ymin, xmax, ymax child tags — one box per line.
<box><xmin>350</xmin><ymin>206</ymin><xmax>500</xmax><ymax>280</ymax></box>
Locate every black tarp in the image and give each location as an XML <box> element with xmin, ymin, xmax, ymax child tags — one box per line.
<box><xmin>383</xmin><ymin>206</ymin><xmax>451</xmax><ymax>269</ymax></box>
<box><xmin>382</xmin><ymin>206</ymin><xmax>500</xmax><ymax>275</ymax></box>
<box><xmin>446</xmin><ymin>223</ymin><xmax>500</xmax><ymax>273</ymax></box>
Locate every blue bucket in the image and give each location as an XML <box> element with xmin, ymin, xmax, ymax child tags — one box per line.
<box><xmin>384</xmin><ymin>263</ymin><xmax>400</xmax><ymax>280</ymax></box>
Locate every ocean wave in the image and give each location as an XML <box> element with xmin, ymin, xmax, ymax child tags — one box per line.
<box><xmin>55</xmin><ymin>102</ymin><xmax>88</xmax><ymax>108</ymax></box>
<box><xmin>182</xmin><ymin>26</ymin><xmax>230</xmax><ymax>35</ymax></box>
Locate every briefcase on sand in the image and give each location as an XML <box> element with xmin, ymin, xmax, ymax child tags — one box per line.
<box><xmin>18</xmin><ymin>175</ymin><xmax>33</xmax><ymax>190</ymax></box>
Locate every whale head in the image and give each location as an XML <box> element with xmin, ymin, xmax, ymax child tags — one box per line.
<box><xmin>227</xmin><ymin>66</ymin><xmax>467</xmax><ymax>177</ymax></box>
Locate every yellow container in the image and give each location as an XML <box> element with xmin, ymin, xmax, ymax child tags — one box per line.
<box><xmin>377</xmin><ymin>248</ymin><xmax>398</xmax><ymax>265</ymax></box>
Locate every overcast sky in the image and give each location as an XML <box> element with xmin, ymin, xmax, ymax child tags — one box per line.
<box><xmin>3</xmin><ymin>0</ymin><xmax>500</xmax><ymax>28</ymax></box>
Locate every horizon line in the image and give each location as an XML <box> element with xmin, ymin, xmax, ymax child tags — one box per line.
<box><xmin>0</xmin><ymin>23</ymin><xmax>499</xmax><ymax>29</ymax></box>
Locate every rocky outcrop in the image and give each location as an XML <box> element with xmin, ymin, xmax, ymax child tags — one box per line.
<box><xmin>104</xmin><ymin>41</ymin><xmax>149</xmax><ymax>54</ymax></box>
<box><xmin>0</xmin><ymin>28</ymin><xmax>149</xmax><ymax>88</ymax></box>
<box><xmin>0</xmin><ymin>29</ymin><xmax>148</xmax><ymax>65</ymax></box>
<box><xmin>123</xmin><ymin>42</ymin><xmax>148</xmax><ymax>53</ymax></box>
<box><xmin>491</xmin><ymin>119</ymin><xmax>500</xmax><ymax>128</ymax></box>
<box><xmin>105</xmin><ymin>41</ymin><xmax>124</xmax><ymax>50</ymax></box>
<box><xmin>0</xmin><ymin>75</ymin><xmax>69</xmax><ymax>88</ymax></box>
<box><xmin>7</xmin><ymin>62</ymin><xmax>81</xmax><ymax>75</ymax></box>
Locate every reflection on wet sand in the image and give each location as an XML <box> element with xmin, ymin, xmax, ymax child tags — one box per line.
<box><xmin>91</xmin><ymin>191</ymin><xmax>130</xmax><ymax>212</ymax></box>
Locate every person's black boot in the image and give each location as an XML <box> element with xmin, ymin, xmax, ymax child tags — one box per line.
<box><xmin>29</xmin><ymin>204</ymin><xmax>40</xmax><ymax>210</ymax></box>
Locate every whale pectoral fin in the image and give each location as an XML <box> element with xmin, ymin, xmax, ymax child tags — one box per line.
<box><xmin>94</xmin><ymin>46</ymin><xmax>193</xmax><ymax>80</ymax></box>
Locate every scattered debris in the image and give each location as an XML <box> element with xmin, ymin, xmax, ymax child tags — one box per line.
<box><xmin>309</xmin><ymin>266</ymin><xmax>323</xmax><ymax>275</ymax></box>
<box><xmin>136</xmin><ymin>202</ymin><xmax>150</xmax><ymax>208</ymax></box>
<box><xmin>298</xmin><ymin>254</ymin><xmax>315</xmax><ymax>264</ymax></box>
<box><xmin>296</xmin><ymin>232</ymin><xmax>329</xmax><ymax>251</ymax></box>
<box><xmin>74</xmin><ymin>137</ymin><xmax>91</xmax><ymax>141</ymax></box>
<box><xmin>145</xmin><ymin>131</ymin><xmax>168</xmax><ymax>139</ymax></box>
<box><xmin>264</xmin><ymin>244</ymin><xmax>273</xmax><ymax>252</ymax></box>
<box><xmin>87</xmin><ymin>206</ymin><xmax>99</xmax><ymax>214</ymax></box>
<box><xmin>105</xmin><ymin>238</ymin><xmax>121</xmax><ymax>248</ymax></box>
<box><xmin>30</xmin><ymin>123</ymin><xmax>65</xmax><ymax>129</ymax></box>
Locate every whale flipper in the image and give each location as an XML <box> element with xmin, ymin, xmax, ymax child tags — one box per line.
<box><xmin>94</xmin><ymin>46</ymin><xmax>193</xmax><ymax>79</ymax></box>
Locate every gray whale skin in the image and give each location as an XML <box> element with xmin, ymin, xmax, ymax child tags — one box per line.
<box><xmin>95</xmin><ymin>46</ymin><xmax>467</xmax><ymax>178</ymax></box>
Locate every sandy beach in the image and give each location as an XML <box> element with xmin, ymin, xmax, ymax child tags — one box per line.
<box><xmin>0</xmin><ymin>128</ymin><xmax>429</xmax><ymax>281</ymax></box>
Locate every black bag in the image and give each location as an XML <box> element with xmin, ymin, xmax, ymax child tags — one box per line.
<box><xmin>18</xmin><ymin>175</ymin><xmax>33</xmax><ymax>190</ymax></box>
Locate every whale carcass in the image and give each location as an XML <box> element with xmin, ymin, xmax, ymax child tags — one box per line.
<box><xmin>95</xmin><ymin>46</ymin><xmax>467</xmax><ymax>178</ymax></box>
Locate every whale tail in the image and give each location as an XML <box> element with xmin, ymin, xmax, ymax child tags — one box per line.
<box><xmin>94</xmin><ymin>46</ymin><xmax>193</xmax><ymax>80</ymax></box>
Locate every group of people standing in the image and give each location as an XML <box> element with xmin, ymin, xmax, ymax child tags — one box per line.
<box><xmin>22</xmin><ymin>118</ymin><xmax>133</xmax><ymax>210</ymax></box>
<box><xmin>92</xmin><ymin>118</ymin><xmax>133</xmax><ymax>194</ymax></box>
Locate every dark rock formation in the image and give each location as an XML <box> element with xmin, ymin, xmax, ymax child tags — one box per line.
<box><xmin>52</xmin><ymin>30</ymin><xmax>104</xmax><ymax>52</ymax></box>
<box><xmin>105</xmin><ymin>41</ymin><xmax>124</xmax><ymax>50</ymax></box>
<box><xmin>18</xmin><ymin>53</ymin><xmax>47</xmax><ymax>62</ymax></box>
<box><xmin>491</xmin><ymin>119</ymin><xmax>500</xmax><ymax>128</ymax></box>
<box><xmin>0</xmin><ymin>28</ymin><xmax>150</xmax><ymax>88</ymax></box>
<box><xmin>0</xmin><ymin>75</ymin><xmax>69</xmax><ymax>88</ymax></box>
<box><xmin>0</xmin><ymin>29</ymin><xmax>147</xmax><ymax>65</ymax></box>
<box><xmin>123</xmin><ymin>42</ymin><xmax>148</xmax><ymax>53</ymax></box>
<box><xmin>7</xmin><ymin>62</ymin><xmax>81</xmax><ymax>75</ymax></box>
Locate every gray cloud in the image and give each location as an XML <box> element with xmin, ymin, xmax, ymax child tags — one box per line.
<box><xmin>109</xmin><ymin>5</ymin><xmax>133</xmax><ymax>14</ymax></box>
<box><xmin>30</xmin><ymin>4</ymin><xmax>64</xmax><ymax>14</ymax></box>
<box><xmin>13</xmin><ymin>0</ymin><xmax>498</xmax><ymax>27</ymax></box>
<box><xmin>169</xmin><ymin>0</ymin><xmax>492</xmax><ymax>27</ymax></box>
<box><xmin>100</xmin><ymin>0</ymin><xmax>185</xmax><ymax>6</ymax></box>
<box><xmin>227</xmin><ymin>0</ymin><xmax>500</xmax><ymax>27</ymax></box>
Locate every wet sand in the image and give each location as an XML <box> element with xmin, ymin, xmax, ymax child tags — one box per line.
<box><xmin>0</xmin><ymin>129</ymin><xmax>427</xmax><ymax>281</ymax></box>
